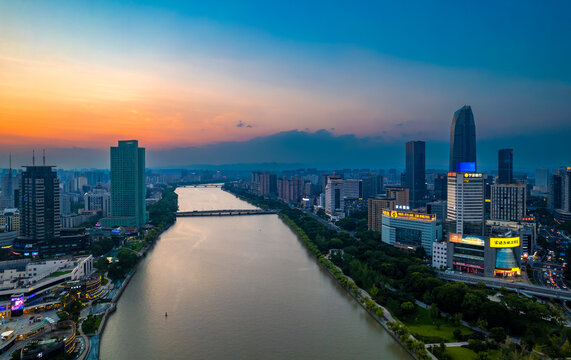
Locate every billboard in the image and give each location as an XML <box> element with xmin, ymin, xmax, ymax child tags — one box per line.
<box><xmin>449</xmin><ymin>233</ymin><xmax>485</xmax><ymax>246</ymax></box>
<box><xmin>490</xmin><ymin>237</ymin><xmax>520</xmax><ymax>248</ymax></box>
<box><xmin>381</xmin><ymin>210</ymin><xmax>435</xmax><ymax>221</ymax></box>
<box><xmin>456</xmin><ymin>162</ymin><xmax>476</xmax><ymax>172</ymax></box>
<box><xmin>11</xmin><ymin>294</ymin><xmax>24</xmax><ymax>315</ymax></box>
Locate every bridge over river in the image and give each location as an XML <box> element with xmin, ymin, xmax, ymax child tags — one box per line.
<box><xmin>438</xmin><ymin>272</ymin><xmax>571</xmax><ymax>301</ymax></box>
<box><xmin>176</xmin><ymin>209</ymin><xmax>278</xmax><ymax>217</ymax></box>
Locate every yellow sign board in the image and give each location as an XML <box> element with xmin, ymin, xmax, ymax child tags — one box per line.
<box><xmin>490</xmin><ymin>237</ymin><xmax>520</xmax><ymax>248</ymax></box>
<box><xmin>382</xmin><ymin>209</ymin><xmax>435</xmax><ymax>221</ymax></box>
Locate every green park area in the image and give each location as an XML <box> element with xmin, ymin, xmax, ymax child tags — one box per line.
<box><xmin>126</xmin><ymin>239</ymin><xmax>146</xmax><ymax>253</ymax></box>
<box><xmin>402</xmin><ymin>306</ymin><xmax>472</xmax><ymax>343</ymax></box>
<box><xmin>445</xmin><ymin>346</ymin><xmax>478</xmax><ymax>360</ymax></box>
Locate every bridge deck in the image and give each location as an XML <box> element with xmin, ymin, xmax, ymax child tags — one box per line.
<box><xmin>438</xmin><ymin>272</ymin><xmax>571</xmax><ymax>301</ymax></box>
<box><xmin>176</xmin><ymin>209</ymin><xmax>278</xmax><ymax>217</ymax></box>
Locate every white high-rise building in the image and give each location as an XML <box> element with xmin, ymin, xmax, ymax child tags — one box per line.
<box><xmin>325</xmin><ymin>178</ymin><xmax>344</xmax><ymax>215</ymax></box>
<box><xmin>446</xmin><ymin>172</ymin><xmax>485</xmax><ymax>236</ymax></box>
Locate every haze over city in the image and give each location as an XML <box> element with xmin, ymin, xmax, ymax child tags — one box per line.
<box><xmin>1</xmin><ymin>1</ymin><xmax>570</xmax><ymax>169</ymax></box>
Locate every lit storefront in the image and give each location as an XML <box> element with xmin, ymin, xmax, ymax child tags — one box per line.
<box><xmin>381</xmin><ymin>210</ymin><xmax>441</xmax><ymax>256</ymax></box>
<box><xmin>446</xmin><ymin>234</ymin><xmax>522</xmax><ymax>277</ymax></box>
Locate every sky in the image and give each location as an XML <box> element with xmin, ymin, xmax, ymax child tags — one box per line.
<box><xmin>1</xmin><ymin>1</ymin><xmax>570</xmax><ymax>169</ymax></box>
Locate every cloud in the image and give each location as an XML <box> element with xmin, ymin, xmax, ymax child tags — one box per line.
<box><xmin>236</xmin><ymin>120</ymin><xmax>253</xmax><ymax>128</ymax></box>
<box><xmin>1</xmin><ymin>128</ymin><xmax>570</xmax><ymax>170</ymax></box>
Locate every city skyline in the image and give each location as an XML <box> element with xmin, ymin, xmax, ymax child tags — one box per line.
<box><xmin>1</xmin><ymin>1</ymin><xmax>570</xmax><ymax>167</ymax></box>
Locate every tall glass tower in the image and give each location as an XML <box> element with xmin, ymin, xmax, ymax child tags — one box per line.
<box><xmin>15</xmin><ymin>165</ymin><xmax>61</xmax><ymax>254</ymax></box>
<box><xmin>405</xmin><ymin>140</ymin><xmax>426</xmax><ymax>208</ymax></box>
<box><xmin>106</xmin><ymin>140</ymin><xmax>146</xmax><ymax>227</ymax></box>
<box><xmin>449</xmin><ymin>105</ymin><xmax>477</xmax><ymax>172</ymax></box>
<box><xmin>497</xmin><ymin>148</ymin><xmax>513</xmax><ymax>184</ymax></box>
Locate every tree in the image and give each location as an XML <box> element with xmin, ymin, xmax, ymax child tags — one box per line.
<box><xmin>400</xmin><ymin>301</ymin><xmax>416</xmax><ymax>317</ymax></box>
<box><xmin>429</xmin><ymin>303</ymin><xmax>440</xmax><ymax>321</ymax></box>
<box><xmin>369</xmin><ymin>284</ymin><xmax>379</xmax><ymax>298</ymax></box>
<box><xmin>489</xmin><ymin>327</ymin><xmax>507</xmax><ymax>344</ymax></box>
<box><xmin>94</xmin><ymin>257</ymin><xmax>110</xmax><ymax>273</ymax></box>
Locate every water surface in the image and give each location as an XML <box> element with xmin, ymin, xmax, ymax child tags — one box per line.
<box><xmin>100</xmin><ymin>187</ymin><xmax>409</xmax><ymax>359</ymax></box>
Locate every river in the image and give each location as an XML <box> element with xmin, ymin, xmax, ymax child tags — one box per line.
<box><xmin>100</xmin><ymin>187</ymin><xmax>409</xmax><ymax>359</ymax></box>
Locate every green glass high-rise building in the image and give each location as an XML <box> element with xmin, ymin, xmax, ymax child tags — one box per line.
<box><xmin>101</xmin><ymin>140</ymin><xmax>147</xmax><ymax>227</ymax></box>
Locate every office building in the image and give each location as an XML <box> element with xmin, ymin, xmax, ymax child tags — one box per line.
<box><xmin>325</xmin><ymin>177</ymin><xmax>344</xmax><ymax>216</ymax></box>
<box><xmin>361</xmin><ymin>174</ymin><xmax>382</xmax><ymax>199</ymax></box>
<box><xmin>343</xmin><ymin>179</ymin><xmax>361</xmax><ymax>200</ymax></box>
<box><xmin>381</xmin><ymin>209</ymin><xmax>441</xmax><ymax>256</ymax></box>
<box><xmin>446</xmin><ymin>172</ymin><xmax>485</xmax><ymax>236</ymax></box>
<box><xmin>449</xmin><ymin>105</ymin><xmax>477</xmax><ymax>172</ymax></box>
<box><xmin>385</xmin><ymin>187</ymin><xmax>410</xmax><ymax>208</ymax></box>
<box><xmin>14</xmin><ymin>165</ymin><xmax>61</xmax><ymax>255</ymax></box>
<box><xmin>84</xmin><ymin>184</ymin><xmax>111</xmax><ymax>217</ymax></box>
<box><xmin>433</xmin><ymin>174</ymin><xmax>447</xmax><ymax>201</ymax></box>
<box><xmin>368</xmin><ymin>198</ymin><xmax>395</xmax><ymax>231</ymax></box>
<box><xmin>550</xmin><ymin>167</ymin><xmax>571</xmax><ymax>222</ymax></box>
<box><xmin>490</xmin><ymin>183</ymin><xmax>526</xmax><ymax>222</ymax></box>
<box><xmin>0</xmin><ymin>156</ymin><xmax>16</xmax><ymax>209</ymax></box>
<box><xmin>427</xmin><ymin>200</ymin><xmax>447</xmax><ymax>222</ymax></box>
<box><xmin>486</xmin><ymin>219</ymin><xmax>536</xmax><ymax>257</ymax></box>
<box><xmin>101</xmin><ymin>140</ymin><xmax>147</xmax><ymax>227</ymax></box>
<box><xmin>0</xmin><ymin>208</ymin><xmax>20</xmax><ymax>232</ymax></box>
<box><xmin>405</xmin><ymin>141</ymin><xmax>426</xmax><ymax>208</ymax></box>
<box><xmin>534</xmin><ymin>168</ymin><xmax>549</xmax><ymax>193</ymax></box>
<box><xmin>497</xmin><ymin>149</ymin><xmax>513</xmax><ymax>184</ymax></box>
<box><xmin>432</xmin><ymin>241</ymin><xmax>448</xmax><ymax>269</ymax></box>
<box><xmin>60</xmin><ymin>194</ymin><xmax>72</xmax><ymax>216</ymax></box>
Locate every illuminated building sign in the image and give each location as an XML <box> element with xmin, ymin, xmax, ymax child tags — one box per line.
<box><xmin>453</xmin><ymin>261</ymin><xmax>484</xmax><ymax>270</ymax></box>
<box><xmin>11</xmin><ymin>295</ymin><xmax>23</xmax><ymax>312</ymax></box>
<box><xmin>449</xmin><ymin>233</ymin><xmax>485</xmax><ymax>246</ymax></box>
<box><xmin>490</xmin><ymin>237</ymin><xmax>520</xmax><ymax>248</ymax></box>
<box><xmin>395</xmin><ymin>205</ymin><xmax>410</xmax><ymax>210</ymax></box>
<box><xmin>456</xmin><ymin>162</ymin><xmax>476</xmax><ymax>172</ymax></box>
<box><xmin>382</xmin><ymin>210</ymin><xmax>435</xmax><ymax>221</ymax></box>
<box><xmin>494</xmin><ymin>268</ymin><xmax>521</xmax><ymax>276</ymax></box>
<box><xmin>463</xmin><ymin>173</ymin><xmax>482</xmax><ymax>178</ymax></box>
<box><xmin>447</xmin><ymin>172</ymin><xmax>456</xmax><ymax>177</ymax></box>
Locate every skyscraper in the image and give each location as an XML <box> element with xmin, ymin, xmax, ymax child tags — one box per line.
<box><xmin>449</xmin><ymin>105</ymin><xmax>477</xmax><ymax>172</ymax></box>
<box><xmin>102</xmin><ymin>140</ymin><xmax>146</xmax><ymax>227</ymax></box>
<box><xmin>550</xmin><ymin>167</ymin><xmax>571</xmax><ymax>222</ymax></box>
<box><xmin>490</xmin><ymin>183</ymin><xmax>526</xmax><ymax>221</ymax></box>
<box><xmin>14</xmin><ymin>165</ymin><xmax>61</xmax><ymax>254</ymax></box>
<box><xmin>446</xmin><ymin>172</ymin><xmax>485</xmax><ymax>236</ymax></box>
<box><xmin>325</xmin><ymin>177</ymin><xmax>344</xmax><ymax>216</ymax></box>
<box><xmin>0</xmin><ymin>155</ymin><xmax>16</xmax><ymax>209</ymax></box>
<box><xmin>405</xmin><ymin>141</ymin><xmax>426</xmax><ymax>208</ymax></box>
<box><xmin>498</xmin><ymin>149</ymin><xmax>513</xmax><ymax>184</ymax></box>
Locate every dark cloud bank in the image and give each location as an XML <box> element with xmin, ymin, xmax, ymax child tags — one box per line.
<box><xmin>4</xmin><ymin>129</ymin><xmax>570</xmax><ymax>171</ymax></box>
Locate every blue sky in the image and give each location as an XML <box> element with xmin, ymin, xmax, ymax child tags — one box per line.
<box><xmin>0</xmin><ymin>0</ymin><xmax>569</xmax><ymax>169</ymax></box>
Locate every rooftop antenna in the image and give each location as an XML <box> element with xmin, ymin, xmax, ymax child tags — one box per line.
<box><xmin>32</xmin><ymin>150</ymin><xmax>35</xmax><ymax>166</ymax></box>
<box><xmin>8</xmin><ymin>153</ymin><xmax>11</xmax><ymax>174</ymax></box>
<box><xmin>43</xmin><ymin>149</ymin><xmax>45</xmax><ymax>166</ymax></box>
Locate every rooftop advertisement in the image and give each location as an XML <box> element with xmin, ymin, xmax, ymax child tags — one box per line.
<box><xmin>490</xmin><ymin>237</ymin><xmax>520</xmax><ymax>248</ymax></box>
<box><xmin>449</xmin><ymin>233</ymin><xmax>485</xmax><ymax>246</ymax></box>
<box><xmin>382</xmin><ymin>210</ymin><xmax>435</xmax><ymax>221</ymax></box>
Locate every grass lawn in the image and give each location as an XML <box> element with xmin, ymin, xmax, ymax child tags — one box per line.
<box><xmin>127</xmin><ymin>240</ymin><xmax>146</xmax><ymax>253</ymax></box>
<box><xmin>49</xmin><ymin>270</ymin><xmax>73</xmax><ymax>277</ymax></box>
<box><xmin>445</xmin><ymin>347</ymin><xmax>478</xmax><ymax>360</ymax></box>
<box><xmin>403</xmin><ymin>307</ymin><xmax>473</xmax><ymax>343</ymax></box>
